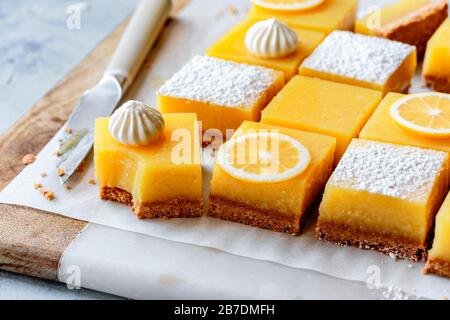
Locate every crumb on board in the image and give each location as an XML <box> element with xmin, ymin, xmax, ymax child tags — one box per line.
<box><xmin>64</xmin><ymin>185</ymin><xmax>72</xmax><ymax>190</ymax></box>
<box><xmin>42</xmin><ymin>190</ymin><xmax>55</xmax><ymax>201</ymax></box>
<box><xmin>65</xmin><ymin>127</ymin><xmax>73</xmax><ymax>134</ymax></box>
<box><xmin>77</xmin><ymin>163</ymin><xmax>85</xmax><ymax>173</ymax></box>
<box><xmin>40</xmin><ymin>171</ymin><xmax>47</xmax><ymax>177</ymax></box>
<box><xmin>34</xmin><ymin>183</ymin><xmax>42</xmax><ymax>190</ymax></box>
<box><xmin>227</xmin><ymin>5</ymin><xmax>239</xmax><ymax>15</ymax></box>
<box><xmin>22</xmin><ymin>154</ymin><xmax>36</xmax><ymax>165</ymax></box>
<box><xmin>57</xmin><ymin>167</ymin><xmax>65</xmax><ymax>176</ymax></box>
<box><xmin>88</xmin><ymin>178</ymin><xmax>96</xmax><ymax>185</ymax></box>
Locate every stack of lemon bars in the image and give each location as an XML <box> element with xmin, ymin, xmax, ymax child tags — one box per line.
<box><xmin>93</xmin><ymin>0</ymin><xmax>450</xmax><ymax>279</ymax></box>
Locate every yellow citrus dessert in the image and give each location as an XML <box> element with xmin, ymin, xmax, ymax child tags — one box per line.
<box><xmin>317</xmin><ymin>139</ymin><xmax>449</xmax><ymax>262</ymax></box>
<box><xmin>250</xmin><ymin>0</ymin><xmax>325</xmax><ymax>12</ymax></box>
<box><xmin>389</xmin><ymin>92</ymin><xmax>450</xmax><ymax>139</ymax></box>
<box><xmin>260</xmin><ymin>76</ymin><xmax>382</xmax><ymax>164</ymax></box>
<box><xmin>360</xmin><ymin>93</ymin><xmax>450</xmax><ymax>167</ymax></box>
<box><xmin>209</xmin><ymin>121</ymin><xmax>336</xmax><ymax>234</ymax></box>
<box><xmin>157</xmin><ymin>55</ymin><xmax>284</xmax><ymax>134</ymax></box>
<box><xmin>423</xmin><ymin>19</ymin><xmax>450</xmax><ymax>93</ymax></box>
<box><xmin>424</xmin><ymin>192</ymin><xmax>450</xmax><ymax>279</ymax></box>
<box><xmin>248</xmin><ymin>0</ymin><xmax>358</xmax><ymax>34</ymax></box>
<box><xmin>94</xmin><ymin>113</ymin><xmax>203</xmax><ymax>219</ymax></box>
<box><xmin>356</xmin><ymin>0</ymin><xmax>448</xmax><ymax>58</ymax></box>
<box><xmin>298</xmin><ymin>31</ymin><xmax>417</xmax><ymax>95</ymax></box>
<box><xmin>206</xmin><ymin>18</ymin><xmax>325</xmax><ymax>80</ymax></box>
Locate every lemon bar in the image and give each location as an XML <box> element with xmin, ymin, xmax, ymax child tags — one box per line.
<box><xmin>360</xmin><ymin>93</ymin><xmax>450</xmax><ymax>158</ymax></box>
<box><xmin>157</xmin><ymin>55</ymin><xmax>284</xmax><ymax>133</ymax></box>
<box><xmin>207</xmin><ymin>19</ymin><xmax>325</xmax><ymax>80</ymax></box>
<box><xmin>317</xmin><ymin>139</ymin><xmax>449</xmax><ymax>261</ymax></box>
<box><xmin>299</xmin><ymin>31</ymin><xmax>417</xmax><ymax>95</ymax></box>
<box><xmin>423</xmin><ymin>19</ymin><xmax>450</xmax><ymax>93</ymax></box>
<box><xmin>425</xmin><ymin>192</ymin><xmax>450</xmax><ymax>278</ymax></box>
<box><xmin>209</xmin><ymin>121</ymin><xmax>336</xmax><ymax>234</ymax></box>
<box><xmin>248</xmin><ymin>0</ymin><xmax>358</xmax><ymax>34</ymax></box>
<box><xmin>94</xmin><ymin>113</ymin><xmax>203</xmax><ymax>219</ymax></box>
<box><xmin>356</xmin><ymin>0</ymin><xmax>448</xmax><ymax>58</ymax></box>
<box><xmin>261</xmin><ymin>76</ymin><xmax>382</xmax><ymax>164</ymax></box>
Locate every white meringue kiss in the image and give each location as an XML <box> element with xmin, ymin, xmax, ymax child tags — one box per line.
<box><xmin>108</xmin><ymin>100</ymin><xmax>165</xmax><ymax>146</ymax></box>
<box><xmin>245</xmin><ymin>18</ymin><xmax>298</xmax><ymax>58</ymax></box>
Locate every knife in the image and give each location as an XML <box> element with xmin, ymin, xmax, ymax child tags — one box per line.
<box><xmin>57</xmin><ymin>0</ymin><xmax>172</xmax><ymax>184</ymax></box>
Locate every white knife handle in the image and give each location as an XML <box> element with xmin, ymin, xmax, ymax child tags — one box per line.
<box><xmin>105</xmin><ymin>0</ymin><xmax>172</xmax><ymax>92</ymax></box>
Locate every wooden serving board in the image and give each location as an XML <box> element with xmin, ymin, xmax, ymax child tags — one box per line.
<box><xmin>0</xmin><ymin>0</ymin><xmax>190</xmax><ymax>282</ymax></box>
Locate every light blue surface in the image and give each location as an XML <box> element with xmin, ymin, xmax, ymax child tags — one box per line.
<box><xmin>0</xmin><ymin>0</ymin><xmax>141</xmax><ymax>300</ymax></box>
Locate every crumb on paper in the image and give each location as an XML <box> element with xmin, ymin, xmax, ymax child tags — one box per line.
<box><xmin>22</xmin><ymin>154</ymin><xmax>36</xmax><ymax>165</ymax></box>
<box><xmin>227</xmin><ymin>5</ymin><xmax>239</xmax><ymax>15</ymax></box>
<box><xmin>443</xmin><ymin>296</ymin><xmax>449</xmax><ymax>300</ymax></box>
<box><xmin>65</xmin><ymin>127</ymin><xmax>73</xmax><ymax>134</ymax></box>
<box><xmin>42</xmin><ymin>190</ymin><xmax>55</xmax><ymax>201</ymax></box>
<box><xmin>88</xmin><ymin>178</ymin><xmax>96</xmax><ymax>185</ymax></box>
<box><xmin>34</xmin><ymin>183</ymin><xmax>42</xmax><ymax>190</ymax></box>
<box><xmin>57</xmin><ymin>167</ymin><xmax>65</xmax><ymax>176</ymax></box>
<box><xmin>40</xmin><ymin>171</ymin><xmax>47</xmax><ymax>177</ymax></box>
<box><xmin>408</xmin><ymin>264</ymin><xmax>414</xmax><ymax>269</ymax></box>
<box><xmin>64</xmin><ymin>185</ymin><xmax>72</xmax><ymax>190</ymax></box>
<box><xmin>389</xmin><ymin>253</ymin><xmax>398</xmax><ymax>261</ymax></box>
<box><xmin>54</xmin><ymin>150</ymin><xmax>61</xmax><ymax>157</ymax></box>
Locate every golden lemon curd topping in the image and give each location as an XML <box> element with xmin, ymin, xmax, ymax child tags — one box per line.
<box><xmin>261</xmin><ymin>76</ymin><xmax>382</xmax><ymax>164</ymax></box>
<box><xmin>319</xmin><ymin>139</ymin><xmax>448</xmax><ymax>242</ymax></box>
<box><xmin>356</xmin><ymin>0</ymin><xmax>433</xmax><ymax>35</ymax></box>
<box><xmin>95</xmin><ymin>113</ymin><xmax>202</xmax><ymax>205</ymax></box>
<box><xmin>207</xmin><ymin>19</ymin><xmax>324</xmax><ymax>80</ymax></box>
<box><xmin>248</xmin><ymin>0</ymin><xmax>358</xmax><ymax>34</ymax></box>
<box><xmin>423</xmin><ymin>18</ymin><xmax>450</xmax><ymax>90</ymax></box>
<box><xmin>157</xmin><ymin>55</ymin><xmax>284</xmax><ymax>133</ymax></box>
<box><xmin>360</xmin><ymin>93</ymin><xmax>450</xmax><ymax>164</ymax></box>
<box><xmin>427</xmin><ymin>193</ymin><xmax>450</xmax><ymax>263</ymax></box>
<box><xmin>210</xmin><ymin>121</ymin><xmax>336</xmax><ymax>217</ymax></box>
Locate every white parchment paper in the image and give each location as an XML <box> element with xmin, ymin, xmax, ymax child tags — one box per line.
<box><xmin>1</xmin><ymin>0</ymin><xmax>449</xmax><ymax>299</ymax></box>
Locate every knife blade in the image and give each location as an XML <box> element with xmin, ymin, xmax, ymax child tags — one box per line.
<box><xmin>57</xmin><ymin>75</ymin><xmax>122</xmax><ymax>183</ymax></box>
<box><xmin>56</xmin><ymin>0</ymin><xmax>172</xmax><ymax>184</ymax></box>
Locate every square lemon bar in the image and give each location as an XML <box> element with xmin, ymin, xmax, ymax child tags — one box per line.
<box><xmin>299</xmin><ymin>31</ymin><xmax>417</xmax><ymax>95</ymax></box>
<box><xmin>360</xmin><ymin>93</ymin><xmax>450</xmax><ymax>158</ymax></box>
<box><xmin>423</xmin><ymin>19</ymin><xmax>450</xmax><ymax>93</ymax></box>
<box><xmin>356</xmin><ymin>0</ymin><xmax>448</xmax><ymax>58</ymax></box>
<box><xmin>208</xmin><ymin>121</ymin><xmax>336</xmax><ymax>234</ymax></box>
<box><xmin>260</xmin><ymin>75</ymin><xmax>382</xmax><ymax>164</ymax></box>
<box><xmin>248</xmin><ymin>0</ymin><xmax>358</xmax><ymax>34</ymax></box>
<box><xmin>317</xmin><ymin>139</ymin><xmax>449</xmax><ymax>261</ymax></box>
<box><xmin>425</xmin><ymin>192</ymin><xmax>450</xmax><ymax>278</ymax></box>
<box><xmin>94</xmin><ymin>113</ymin><xmax>203</xmax><ymax>219</ymax></box>
<box><xmin>206</xmin><ymin>19</ymin><xmax>326</xmax><ymax>80</ymax></box>
<box><xmin>157</xmin><ymin>55</ymin><xmax>284</xmax><ymax>133</ymax></box>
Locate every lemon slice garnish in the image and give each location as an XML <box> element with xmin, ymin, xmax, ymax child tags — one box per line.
<box><xmin>251</xmin><ymin>0</ymin><xmax>325</xmax><ymax>12</ymax></box>
<box><xmin>217</xmin><ymin>132</ymin><xmax>311</xmax><ymax>183</ymax></box>
<box><xmin>390</xmin><ymin>92</ymin><xmax>450</xmax><ymax>139</ymax></box>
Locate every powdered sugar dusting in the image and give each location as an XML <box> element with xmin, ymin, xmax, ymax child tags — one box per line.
<box><xmin>301</xmin><ymin>31</ymin><xmax>415</xmax><ymax>85</ymax></box>
<box><xmin>329</xmin><ymin>139</ymin><xmax>447</xmax><ymax>201</ymax></box>
<box><xmin>157</xmin><ymin>55</ymin><xmax>278</xmax><ymax>109</ymax></box>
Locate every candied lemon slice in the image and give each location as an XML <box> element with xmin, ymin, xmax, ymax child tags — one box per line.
<box><xmin>217</xmin><ymin>132</ymin><xmax>311</xmax><ymax>183</ymax></box>
<box><xmin>251</xmin><ymin>0</ymin><xmax>324</xmax><ymax>11</ymax></box>
<box><xmin>390</xmin><ymin>92</ymin><xmax>450</xmax><ymax>138</ymax></box>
